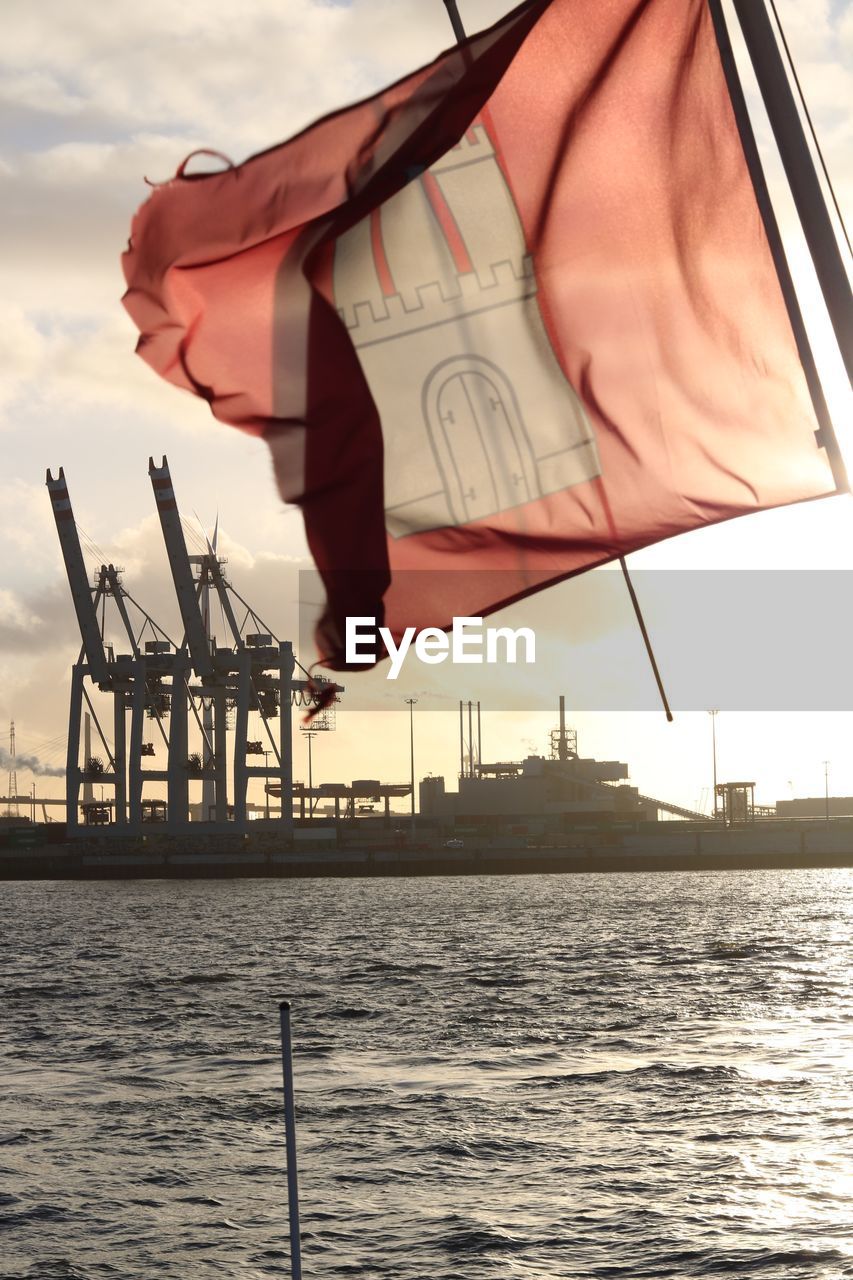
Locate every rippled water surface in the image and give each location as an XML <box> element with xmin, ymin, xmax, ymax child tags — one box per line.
<box><xmin>1</xmin><ymin>869</ymin><xmax>852</xmax><ymax>1279</ymax></box>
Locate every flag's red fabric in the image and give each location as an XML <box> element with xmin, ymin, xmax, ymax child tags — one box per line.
<box><xmin>123</xmin><ymin>0</ymin><xmax>836</xmax><ymax>669</ymax></box>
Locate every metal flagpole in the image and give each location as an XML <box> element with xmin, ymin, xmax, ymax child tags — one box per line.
<box><xmin>766</xmin><ymin>0</ymin><xmax>850</xmax><ymax>256</ymax></box>
<box><xmin>732</xmin><ymin>0</ymin><xmax>852</xmax><ymax>386</ymax></box>
<box><xmin>442</xmin><ymin>0</ymin><xmax>467</xmax><ymax>42</ymax></box>
<box><xmin>707</xmin><ymin>0</ymin><xmax>847</xmax><ymax>495</ymax></box>
<box><xmin>278</xmin><ymin>1000</ymin><xmax>303</xmax><ymax>1280</ymax></box>
<box><xmin>619</xmin><ymin>557</ymin><xmax>673</xmax><ymax>722</ymax></box>
<box><xmin>438</xmin><ymin>0</ymin><xmax>674</xmax><ymax>723</ymax></box>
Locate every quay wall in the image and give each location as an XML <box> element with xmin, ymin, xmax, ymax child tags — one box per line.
<box><xmin>2</xmin><ymin>822</ymin><xmax>852</xmax><ymax>879</ymax></box>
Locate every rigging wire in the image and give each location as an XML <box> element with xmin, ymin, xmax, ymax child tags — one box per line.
<box><xmin>31</xmin><ymin>737</ymin><xmax>67</xmax><ymax>758</ymax></box>
<box><xmin>226</xmin><ymin>585</ymin><xmax>279</xmax><ymax>645</ymax></box>
<box><xmin>192</xmin><ymin>508</ymin><xmax>218</xmax><ymax>554</ymax></box>
<box><xmin>181</xmin><ymin>516</ymin><xmax>208</xmax><ymax>554</ymax></box>
<box><xmin>767</xmin><ymin>0</ymin><xmax>851</xmax><ymax>255</ymax></box>
<box><xmin>24</xmin><ymin>731</ymin><xmax>68</xmax><ymax>753</ymax></box>
<box><xmin>75</xmin><ymin>523</ymin><xmax>109</xmax><ymax>567</ymax></box>
<box><xmin>122</xmin><ymin>589</ymin><xmax>177</xmax><ymax>649</ymax></box>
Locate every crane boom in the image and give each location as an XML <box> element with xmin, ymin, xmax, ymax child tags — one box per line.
<box><xmin>46</xmin><ymin>468</ymin><xmax>110</xmax><ymax>684</ymax></box>
<box><xmin>149</xmin><ymin>456</ymin><xmax>213</xmax><ymax>677</ymax></box>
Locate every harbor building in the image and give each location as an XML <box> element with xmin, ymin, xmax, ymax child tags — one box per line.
<box><xmin>418</xmin><ymin>697</ymin><xmax>703</xmax><ymax>837</ymax></box>
<box><xmin>419</xmin><ymin>753</ymin><xmax>658</xmax><ymax>828</ymax></box>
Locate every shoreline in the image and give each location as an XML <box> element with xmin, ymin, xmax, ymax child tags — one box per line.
<box><xmin>3</xmin><ymin>843</ymin><xmax>852</xmax><ymax>881</ymax></box>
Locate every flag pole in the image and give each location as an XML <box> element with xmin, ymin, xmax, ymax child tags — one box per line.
<box><xmin>707</xmin><ymin>0</ymin><xmax>847</xmax><ymax>493</ymax></box>
<box><xmin>442</xmin><ymin>0</ymin><xmax>467</xmax><ymax>41</ymax></box>
<box><xmin>438</xmin><ymin>0</ymin><xmax>673</xmax><ymax>723</ymax></box>
<box><xmin>618</xmin><ymin>558</ymin><xmax>673</xmax><ymax>722</ymax></box>
<box><xmin>731</xmin><ymin>0</ymin><xmax>852</xmax><ymax>386</ymax></box>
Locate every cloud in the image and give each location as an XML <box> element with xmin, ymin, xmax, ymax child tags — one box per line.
<box><xmin>0</xmin><ymin>0</ymin><xmax>491</xmax><ymax>325</ymax></box>
<box><xmin>0</xmin><ymin>305</ymin><xmax>45</xmax><ymax>409</ymax></box>
<box><xmin>22</xmin><ymin>139</ymin><xmax>126</xmax><ymax>184</ymax></box>
<box><xmin>0</xmin><ymin>0</ymin><xmax>463</xmax><ymax>154</ymax></box>
<box><xmin>2</xmin><ymin>507</ymin><xmax>308</xmax><ymax>663</ymax></box>
<box><xmin>1</xmin><ymin>0</ymin><xmax>851</xmax><ymax>802</ymax></box>
<box><xmin>0</xmin><ymin>581</ymin><xmax>79</xmax><ymax>656</ymax></box>
<box><xmin>104</xmin><ymin>513</ymin><xmax>308</xmax><ymax>645</ymax></box>
<box><xmin>0</xmin><ymin>132</ymin><xmax>201</xmax><ymax>315</ymax></box>
<box><xmin>0</xmin><ymin>306</ymin><xmax>214</xmax><ymax>435</ymax></box>
<box><xmin>0</xmin><ymin>479</ymin><xmax>65</xmax><ymax>580</ymax></box>
<box><xmin>0</xmin><ymin>587</ymin><xmax>42</xmax><ymax>629</ymax></box>
<box><xmin>40</xmin><ymin>312</ymin><xmax>212</xmax><ymax>425</ymax></box>
<box><xmin>0</xmin><ymin>69</ymin><xmax>86</xmax><ymax>118</ymax></box>
<box><xmin>0</xmin><ymin>504</ymin><xmax>312</xmax><ymax>786</ymax></box>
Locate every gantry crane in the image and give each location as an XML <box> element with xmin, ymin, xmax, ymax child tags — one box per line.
<box><xmin>49</xmin><ymin>461</ymin><xmax>341</xmax><ymax>835</ymax></box>
<box><xmin>47</xmin><ymin>468</ymin><xmax>176</xmax><ymax>833</ymax></box>
<box><xmin>148</xmin><ymin>456</ymin><xmax>341</xmax><ymax>832</ymax></box>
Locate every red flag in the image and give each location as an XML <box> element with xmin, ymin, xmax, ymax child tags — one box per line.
<box><xmin>122</xmin><ymin>0</ymin><xmax>838</xmax><ymax>668</ymax></box>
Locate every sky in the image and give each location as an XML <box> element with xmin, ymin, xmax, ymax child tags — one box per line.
<box><xmin>1</xmin><ymin>0</ymin><xmax>851</xmax><ymax>816</ymax></box>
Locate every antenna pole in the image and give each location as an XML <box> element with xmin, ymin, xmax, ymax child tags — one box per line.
<box><xmin>7</xmin><ymin>723</ymin><xmax>18</xmax><ymax>818</ymax></box>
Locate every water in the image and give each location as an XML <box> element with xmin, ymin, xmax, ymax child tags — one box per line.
<box><xmin>1</xmin><ymin>869</ymin><xmax>851</xmax><ymax>1279</ymax></box>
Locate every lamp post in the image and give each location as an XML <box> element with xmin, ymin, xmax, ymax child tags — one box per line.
<box><xmin>709</xmin><ymin>710</ymin><xmax>719</xmax><ymax>818</ymax></box>
<box><xmin>823</xmin><ymin>760</ymin><xmax>830</xmax><ymax>820</ymax></box>
<box><xmin>405</xmin><ymin>697</ymin><xmax>417</xmax><ymax>836</ymax></box>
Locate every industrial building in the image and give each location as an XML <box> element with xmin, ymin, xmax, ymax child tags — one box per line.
<box><xmin>776</xmin><ymin>797</ymin><xmax>853</xmax><ymax>819</ymax></box>
<box><xmin>419</xmin><ymin>697</ymin><xmax>705</xmax><ymax>835</ymax></box>
<box><xmin>420</xmin><ymin>758</ymin><xmax>658</xmax><ymax>827</ymax></box>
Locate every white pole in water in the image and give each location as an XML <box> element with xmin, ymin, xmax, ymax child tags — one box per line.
<box><xmin>278</xmin><ymin>1000</ymin><xmax>302</xmax><ymax>1279</ymax></box>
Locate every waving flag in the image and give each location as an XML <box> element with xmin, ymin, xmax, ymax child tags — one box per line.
<box><xmin>122</xmin><ymin>0</ymin><xmax>840</xmax><ymax>668</ymax></box>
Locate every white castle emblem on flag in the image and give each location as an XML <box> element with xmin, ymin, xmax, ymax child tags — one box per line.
<box><xmin>333</xmin><ymin>123</ymin><xmax>601</xmax><ymax>539</ymax></box>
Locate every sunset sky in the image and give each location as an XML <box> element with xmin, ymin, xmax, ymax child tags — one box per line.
<box><xmin>1</xmin><ymin>0</ymin><xmax>851</xmax><ymax>815</ymax></box>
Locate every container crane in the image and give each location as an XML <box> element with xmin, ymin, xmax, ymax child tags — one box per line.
<box><xmin>148</xmin><ymin>457</ymin><xmax>341</xmax><ymax>833</ymax></box>
<box><xmin>47</xmin><ymin>468</ymin><xmax>176</xmax><ymax>833</ymax></box>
